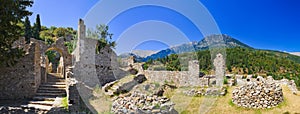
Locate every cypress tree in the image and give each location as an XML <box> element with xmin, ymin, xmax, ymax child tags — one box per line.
<box><xmin>24</xmin><ymin>16</ymin><xmax>32</xmax><ymax>44</ymax></box>
<box><xmin>33</xmin><ymin>14</ymin><xmax>41</xmax><ymax>39</ymax></box>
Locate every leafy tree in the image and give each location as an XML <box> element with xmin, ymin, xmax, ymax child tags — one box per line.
<box><xmin>0</xmin><ymin>0</ymin><xmax>33</xmax><ymax>66</ymax></box>
<box><xmin>40</xmin><ymin>30</ymin><xmax>55</xmax><ymax>45</ymax></box>
<box><xmin>87</xmin><ymin>24</ymin><xmax>116</xmax><ymax>52</ymax></box>
<box><xmin>24</xmin><ymin>16</ymin><xmax>32</xmax><ymax>44</ymax></box>
<box><xmin>53</xmin><ymin>27</ymin><xmax>67</xmax><ymax>38</ymax></box>
<box><xmin>33</xmin><ymin>14</ymin><xmax>41</xmax><ymax>39</ymax></box>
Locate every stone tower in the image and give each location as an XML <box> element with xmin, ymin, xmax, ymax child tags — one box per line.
<box><xmin>213</xmin><ymin>53</ymin><xmax>225</xmax><ymax>87</ymax></box>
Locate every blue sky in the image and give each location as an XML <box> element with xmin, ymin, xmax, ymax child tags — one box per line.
<box><xmin>28</xmin><ymin>0</ymin><xmax>300</xmax><ymax>53</ymax></box>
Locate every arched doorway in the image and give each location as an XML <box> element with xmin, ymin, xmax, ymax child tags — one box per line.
<box><xmin>44</xmin><ymin>47</ymin><xmax>65</xmax><ymax>82</ymax></box>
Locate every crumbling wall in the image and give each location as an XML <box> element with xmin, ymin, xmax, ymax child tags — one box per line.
<box><xmin>0</xmin><ymin>40</ymin><xmax>41</xmax><ymax>99</ymax></box>
<box><xmin>95</xmin><ymin>46</ymin><xmax>129</xmax><ymax>86</ymax></box>
<box><xmin>95</xmin><ymin>46</ymin><xmax>117</xmax><ymax>86</ymax></box>
<box><xmin>144</xmin><ymin>60</ymin><xmax>209</xmax><ymax>87</ymax></box>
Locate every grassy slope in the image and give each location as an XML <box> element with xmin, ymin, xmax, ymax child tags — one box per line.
<box><xmin>168</xmin><ymin>86</ymin><xmax>300</xmax><ymax>114</ymax></box>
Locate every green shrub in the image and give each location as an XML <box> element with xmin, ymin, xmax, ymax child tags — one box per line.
<box><xmin>223</xmin><ymin>78</ymin><xmax>228</xmax><ymax>84</ymax></box>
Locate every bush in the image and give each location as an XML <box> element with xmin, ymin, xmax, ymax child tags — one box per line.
<box><xmin>223</xmin><ymin>78</ymin><xmax>228</xmax><ymax>84</ymax></box>
<box><xmin>142</xmin><ymin>63</ymin><xmax>149</xmax><ymax>70</ymax></box>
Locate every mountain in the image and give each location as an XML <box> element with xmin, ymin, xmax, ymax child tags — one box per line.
<box><xmin>118</xmin><ymin>52</ymin><xmax>140</xmax><ymax>58</ymax></box>
<box><xmin>118</xmin><ymin>50</ymin><xmax>156</xmax><ymax>62</ymax></box>
<box><xmin>132</xmin><ymin>50</ymin><xmax>156</xmax><ymax>58</ymax></box>
<box><xmin>143</xmin><ymin>34</ymin><xmax>252</xmax><ymax>62</ymax></box>
<box><xmin>290</xmin><ymin>52</ymin><xmax>300</xmax><ymax>57</ymax></box>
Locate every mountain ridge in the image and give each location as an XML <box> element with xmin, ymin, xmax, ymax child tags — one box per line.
<box><xmin>142</xmin><ymin>34</ymin><xmax>252</xmax><ymax>62</ymax></box>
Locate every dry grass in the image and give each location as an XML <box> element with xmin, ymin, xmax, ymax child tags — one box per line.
<box><xmin>168</xmin><ymin>85</ymin><xmax>300</xmax><ymax>114</ymax></box>
<box><xmin>88</xmin><ymin>77</ymin><xmax>300</xmax><ymax>114</ymax></box>
<box><xmin>90</xmin><ymin>85</ymin><xmax>113</xmax><ymax>114</ymax></box>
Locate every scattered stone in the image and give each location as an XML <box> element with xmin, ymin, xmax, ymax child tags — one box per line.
<box><xmin>111</xmin><ymin>91</ymin><xmax>175</xmax><ymax>114</ymax></box>
<box><xmin>232</xmin><ymin>77</ymin><xmax>283</xmax><ymax>109</ymax></box>
<box><xmin>183</xmin><ymin>87</ymin><xmax>227</xmax><ymax>97</ymax></box>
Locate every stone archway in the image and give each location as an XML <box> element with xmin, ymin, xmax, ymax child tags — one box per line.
<box><xmin>44</xmin><ymin>47</ymin><xmax>64</xmax><ymax>80</ymax></box>
<box><xmin>39</xmin><ymin>38</ymin><xmax>72</xmax><ymax>83</ymax></box>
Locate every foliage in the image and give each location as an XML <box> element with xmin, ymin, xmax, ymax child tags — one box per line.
<box><xmin>61</xmin><ymin>97</ymin><xmax>68</xmax><ymax>110</ymax></box>
<box><xmin>87</xmin><ymin>24</ymin><xmax>116</xmax><ymax>53</ymax></box>
<box><xmin>54</xmin><ymin>27</ymin><xmax>68</xmax><ymax>38</ymax></box>
<box><xmin>64</xmin><ymin>40</ymin><xmax>76</xmax><ymax>54</ymax></box>
<box><xmin>45</xmin><ymin>50</ymin><xmax>59</xmax><ymax>64</ymax></box>
<box><xmin>146</xmin><ymin>47</ymin><xmax>300</xmax><ymax>88</ymax></box>
<box><xmin>39</xmin><ymin>26</ymin><xmax>76</xmax><ymax>45</ymax></box>
<box><xmin>0</xmin><ymin>0</ymin><xmax>33</xmax><ymax>66</ymax></box>
<box><xmin>40</xmin><ymin>30</ymin><xmax>55</xmax><ymax>45</ymax></box>
<box><xmin>33</xmin><ymin>14</ymin><xmax>41</xmax><ymax>40</ymax></box>
<box><xmin>142</xmin><ymin>63</ymin><xmax>149</xmax><ymax>70</ymax></box>
<box><xmin>24</xmin><ymin>16</ymin><xmax>32</xmax><ymax>44</ymax></box>
<box><xmin>223</xmin><ymin>78</ymin><xmax>228</xmax><ymax>84</ymax></box>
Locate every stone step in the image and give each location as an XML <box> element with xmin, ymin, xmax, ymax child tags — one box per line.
<box><xmin>38</xmin><ymin>88</ymin><xmax>65</xmax><ymax>92</ymax></box>
<box><xmin>27</xmin><ymin>104</ymin><xmax>53</xmax><ymax>111</ymax></box>
<box><xmin>33</xmin><ymin>96</ymin><xmax>56</xmax><ymax>101</ymax></box>
<box><xmin>40</xmin><ymin>84</ymin><xmax>66</xmax><ymax>88</ymax></box>
<box><xmin>36</xmin><ymin>92</ymin><xmax>66</xmax><ymax>96</ymax></box>
<box><xmin>29</xmin><ymin>101</ymin><xmax>54</xmax><ymax>106</ymax></box>
<box><xmin>44</xmin><ymin>82</ymin><xmax>66</xmax><ymax>85</ymax></box>
<box><xmin>37</xmin><ymin>89</ymin><xmax>65</xmax><ymax>93</ymax></box>
<box><xmin>46</xmin><ymin>79</ymin><xmax>65</xmax><ymax>82</ymax></box>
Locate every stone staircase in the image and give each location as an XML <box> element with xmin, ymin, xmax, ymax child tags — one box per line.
<box><xmin>22</xmin><ymin>73</ymin><xmax>67</xmax><ymax>111</ymax></box>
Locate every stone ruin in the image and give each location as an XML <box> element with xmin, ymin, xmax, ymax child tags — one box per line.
<box><xmin>111</xmin><ymin>91</ymin><xmax>176</xmax><ymax>114</ymax></box>
<box><xmin>213</xmin><ymin>53</ymin><xmax>225</xmax><ymax>87</ymax></box>
<box><xmin>232</xmin><ymin>77</ymin><xmax>284</xmax><ymax>109</ymax></box>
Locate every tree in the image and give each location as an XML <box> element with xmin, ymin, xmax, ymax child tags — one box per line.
<box><xmin>53</xmin><ymin>27</ymin><xmax>67</xmax><ymax>38</ymax></box>
<box><xmin>0</xmin><ymin>0</ymin><xmax>33</xmax><ymax>66</ymax></box>
<box><xmin>33</xmin><ymin>14</ymin><xmax>41</xmax><ymax>39</ymax></box>
<box><xmin>24</xmin><ymin>16</ymin><xmax>32</xmax><ymax>44</ymax></box>
<box><xmin>40</xmin><ymin>30</ymin><xmax>55</xmax><ymax>45</ymax></box>
<box><xmin>87</xmin><ymin>24</ymin><xmax>116</xmax><ymax>52</ymax></box>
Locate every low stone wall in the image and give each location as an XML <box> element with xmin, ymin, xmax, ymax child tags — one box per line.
<box><xmin>144</xmin><ymin>60</ymin><xmax>210</xmax><ymax>87</ymax></box>
<box><xmin>232</xmin><ymin>77</ymin><xmax>283</xmax><ymax>109</ymax></box>
<box><xmin>144</xmin><ymin>71</ymin><xmax>209</xmax><ymax>87</ymax></box>
<box><xmin>0</xmin><ymin>42</ymin><xmax>41</xmax><ymax>99</ymax></box>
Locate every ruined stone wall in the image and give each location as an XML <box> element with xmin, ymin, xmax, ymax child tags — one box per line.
<box><xmin>95</xmin><ymin>46</ymin><xmax>116</xmax><ymax>86</ymax></box>
<box><xmin>144</xmin><ymin>60</ymin><xmax>209</xmax><ymax>87</ymax></box>
<box><xmin>0</xmin><ymin>40</ymin><xmax>41</xmax><ymax>99</ymax></box>
<box><xmin>232</xmin><ymin>77</ymin><xmax>284</xmax><ymax>109</ymax></box>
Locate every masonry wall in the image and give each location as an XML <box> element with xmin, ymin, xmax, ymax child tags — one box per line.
<box><xmin>144</xmin><ymin>60</ymin><xmax>209</xmax><ymax>87</ymax></box>
<box><xmin>95</xmin><ymin>46</ymin><xmax>129</xmax><ymax>86</ymax></box>
<box><xmin>0</xmin><ymin>41</ymin><xmax>41</xmax><ymax>99</ymax></box>
<box><xmin>95</xmin><ymin>46</ymin><xmax>117</xmax><ymax>86</ymax></box>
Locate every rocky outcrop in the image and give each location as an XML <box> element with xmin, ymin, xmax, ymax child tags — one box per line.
<box><xmin>111</xmin><ymin>91</ymin><xmax>176</xmax><ymax>114</ymax></box>
<box><xmin>232</xmin><ymin>77</ymin><xmax>283</xmax><ymax>109</ymax></box>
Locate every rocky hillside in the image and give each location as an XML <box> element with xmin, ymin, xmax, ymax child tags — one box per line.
<box><xmin>142</xmin><ymin>34</ymin><xmax>252</xmax><ymax>62</ymax></box>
